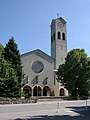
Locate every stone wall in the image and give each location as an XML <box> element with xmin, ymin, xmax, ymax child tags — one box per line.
<box><xmin>0</xmin><ymin>98</ymin><xmax>37</xmax><ymax>105</ymax></box>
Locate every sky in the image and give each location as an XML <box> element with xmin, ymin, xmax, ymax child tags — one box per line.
<box><xmin>0</xmin><ymin>0</ymin><xmax>90</xmax><ymax>56</ymax></box>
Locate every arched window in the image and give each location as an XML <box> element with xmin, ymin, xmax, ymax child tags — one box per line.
<box><xmin>51</xmin><ymin>35</ymin><xmax>53</xmax><ymax>43</ymax></box>
<box><xmin>58</xmin><ymin>32</ymin><xmax>61</xmax><ymax>39</ymax></box>
<box><xmin>54</xmin><ymin>33</ymin><xmax>55</xmax><ymax>40</ymax></box>
<box><xmin>60</xmin><ymin>88</ymin><xmax>65</xmax><ymax>96</ymax></box>
<box><xmin>62</xmin><ymin>33</ymin><xmax>65</xmax><ymax>40</ymax></box>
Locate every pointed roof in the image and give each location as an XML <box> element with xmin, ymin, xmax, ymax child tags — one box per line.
<box><xmin>51</xmin><ymin>17</ymin><xmax>67</xmax><ymax>26</ymax></box>
<box><xmin>21</xmin><ymin>49</ymin><xmax>54</xmax><ymax>63</ymax></box>
<box><xmin>58</xmin><ymin>17</ymin><xmax>67</xmax><ymax>24</ymax></box>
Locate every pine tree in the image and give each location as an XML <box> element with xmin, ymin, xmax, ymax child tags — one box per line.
<box><xmin>0</xmin><ymin>60</ymin><xmax>18</xmax><ymax>97</ymax></box>
<box><xmin>0</xmin><ymin>43</ymin><xmax>18</xmax><ymax>97</ymax></box>
<box><xmin>4</xmin><ymin>37</ymin><xmax>22</xmax><ymax>97</ymax></box>
<box><xmin>0</xmin><ymin>43</ymin><xmax>4</xmax><ymax>55</ymax></box>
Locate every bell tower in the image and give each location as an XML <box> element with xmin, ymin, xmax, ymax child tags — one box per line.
<box><xmin>51</xmin><ymin>17</ymin><xmax>67</xmax><ymax>69</ymax></box>
<box><xmin>51</xmin><ymin>17</ymin><xmax>68</xmax><ymax>97</ymax></box>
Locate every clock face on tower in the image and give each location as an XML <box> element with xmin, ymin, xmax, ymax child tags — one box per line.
<box><xmin>31</xmin><ymin>61</ymin><xmax>44</xmax><ymax>73</ymax></box>
<box><xmin>58</xmin><ymin>22</ymin><xmax>64</xmax><ymax>28</ymax></box>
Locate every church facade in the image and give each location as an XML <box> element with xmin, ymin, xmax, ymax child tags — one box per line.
<box><xmin>21</xmin><ymin>17</ymin><xmax>68</xmax><ymax>97</ymax></box>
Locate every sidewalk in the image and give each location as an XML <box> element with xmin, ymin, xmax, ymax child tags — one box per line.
<box><xmin>0</xmin><ymin>107</ymin><xmax>90</xmax><ymax>120</ymax></box>
<box><xmin>14</xmin><ymin>109</ymin><xmax>90</xmax><ymax>120</ymax></box>
<box><xmin>0</xmin><ymin>100</ymin><xmax>90</xmax><ymax>120</ymax></box>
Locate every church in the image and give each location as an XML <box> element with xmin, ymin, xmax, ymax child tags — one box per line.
<box><xmin>21</xmin><ymin>17</ymin><xmax>68</xmax><ymax>97</ymax></box>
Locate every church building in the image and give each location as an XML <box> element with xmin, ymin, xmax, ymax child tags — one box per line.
<box><xmin>21</xmin><ymin>17</ymin><xmax>68</xmax><ymax>97</ymax></box>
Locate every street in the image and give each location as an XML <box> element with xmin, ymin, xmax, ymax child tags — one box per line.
<box><xmin>0</xmin><ymin>99</ymin><xmax>90</xmax><ymax>120</ymax></box>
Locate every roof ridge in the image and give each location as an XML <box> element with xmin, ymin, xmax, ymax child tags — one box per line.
<box><xmin>21</xmin><ymin>49</ymin><xmax>54</xmax><ymax>63</ymax></box>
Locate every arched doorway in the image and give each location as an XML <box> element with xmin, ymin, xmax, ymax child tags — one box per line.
<box><xmin>60</xmin><ymin>88</ymin><xmax>65</xmax><ymax>96</ymax></box>
<box><xmin>33</xmin><ymin>86</ymin><xmax>42</xmax><ymax>96</ymax></box>
<box><xmin>23</xmin><ymin>85</ymin><xmax>32</xmax><ymax>98</ymax></box>
<box><xmin>43</xmin><ymin>86</ymin><xmax>51</xmax><ymax>96</ymax></box>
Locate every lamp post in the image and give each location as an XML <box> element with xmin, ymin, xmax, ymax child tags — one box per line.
<box><xmin>76</xmin><ymin>87</ymin><xmax>78</xmax><ymax>99</ymax></box>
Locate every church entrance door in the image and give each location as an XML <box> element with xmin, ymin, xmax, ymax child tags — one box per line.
<box><xmin>60</xmin><ymin>88</ymin><xmax>65</xmax><ymax>96</ymax></box>
<box><xmin>43</xmin><ymin>86</ymin><xmax>51</xmax><ymax>96</ymax></box>
<box><xmin>33</xmin><ymin>86</ymin><xmax>42</xmax><ymax>96</ymax></box>
<box><xmin>23</xmin><ymin>85</ymin><xmax>32</xmax><ymax>98</ymax></box>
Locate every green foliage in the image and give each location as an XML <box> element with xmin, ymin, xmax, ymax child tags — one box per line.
<box><xmin>4</xmin><ymin>37</ymin><xmax>22</xmax><ymax>83</ymax></box>
<box><xmin>3</xmin><ymin>37</ymin><xmax>22</xmax><ymax>97</ymax></box>
<box><xmin>0</xmin><ymin>37</ymin><xmax>22</xmax><ymax>97</ymax></box>
<box><xmin>0</xmin><ymin>54</ymin><xmax>18</xmax><ymax>97</ymax></box>
<box><xmin>57</xmin><ymin>49</ymin><xmax>90</xmax><ymax>97</ymax></box>
<box><xmin>0</xmin><ymin>43</ymin><xmax>4</xmax><ymax>55</ymax></box>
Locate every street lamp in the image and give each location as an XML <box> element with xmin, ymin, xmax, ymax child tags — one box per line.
<box><xmin>76</xmin><ymin>87</ymin><xmax>78</xmax><ymax>98</ymax></box>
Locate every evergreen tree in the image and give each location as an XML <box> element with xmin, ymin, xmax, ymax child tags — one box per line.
<box><xmin>0</xmin><ymin>61</ymin><xmax>18</xmax><ymax>97</ymax></box>
<box><xmin>0</xmin><ymin>44</ymin><xmax>4</xmax><ymax>96</ymax></box>
<box><xmin>0</xmin><ymin>43</ymin><xmax>18</xmax><ymax>97</ymax></box>
<box><xmin>0</xmin><ymin>43</ymin><xmax>4</xmax><ymax>55</ymax></box>
<box><xmin>4</xmin><ymin>37</ymin><xmax>22</xmax><ymax>97</ymax></box>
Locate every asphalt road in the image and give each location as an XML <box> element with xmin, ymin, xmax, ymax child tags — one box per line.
<box><xmin>0</xmin><ymin>99</ymin><xmax>90</xmax><ymax>120</ymax></box>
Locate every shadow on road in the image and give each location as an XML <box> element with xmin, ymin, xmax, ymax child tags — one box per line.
<box><xmin>14</xmin><ymin>109</ymin><xmax>90</xmax><ymax>120</ymax></box>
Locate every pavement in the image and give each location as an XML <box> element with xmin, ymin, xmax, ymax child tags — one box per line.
<box><xmin>1</xmin><ymin>107</ymin><xmax>89</xmax><ymax>120</ymax></box>
<box><xmin>0</xmin><ymin>100</ymin><xmax>90</xmax><ymax>120</ymax></box>
<box><xmin>11</xmin><ymin>109</ymin><xmax>90</xmax><ymax>120</ymax></box>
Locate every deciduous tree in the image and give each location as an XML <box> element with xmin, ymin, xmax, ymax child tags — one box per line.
<box><xmin>57</xmin><ymin>49</ymin><xmax>90</xmax><ymax>97</ymax></box>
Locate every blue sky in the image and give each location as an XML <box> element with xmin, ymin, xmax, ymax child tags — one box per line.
<box><xmin>0</xmin><ymin>0</ymin><xmax>90</xmax><ymax>56</ymax></box>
